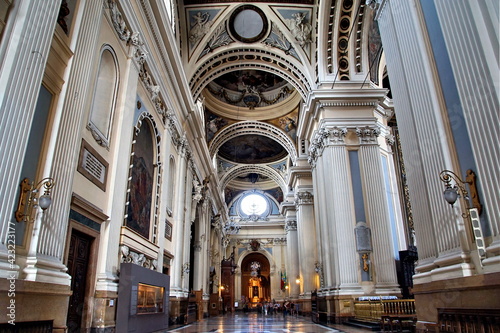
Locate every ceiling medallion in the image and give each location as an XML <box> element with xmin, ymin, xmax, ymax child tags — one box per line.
<box><xmin>228</xmin><ymin>5</ymin><xmax>268</xmax><ymax>43</ymax></box>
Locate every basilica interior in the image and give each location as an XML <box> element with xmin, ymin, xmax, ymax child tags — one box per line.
<box><xmin>0</xmin><ymin>0</ymin><xmax>498</xmax><ymax>332</ymax></box>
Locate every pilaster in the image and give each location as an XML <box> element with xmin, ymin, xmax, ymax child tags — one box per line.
<box><xmin>170</xmin><ymin>140</ymin><xmax>188</xmax><ymax>295</ymax></box>
<box><xmin>356</xmin><ymin>126</ymin><xmax>400</xmax><ymax>292</ymax></box>
<box><xmin>0</xmin><ymin>0</ymin><xmax>60</xmax><ymax>278</ymax></box>
<box><xmin>294</xmin><ymin>190</ymin><xmax>317</xmax><ymax>298</ymax></box>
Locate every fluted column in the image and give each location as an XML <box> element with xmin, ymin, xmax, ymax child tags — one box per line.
<box><xmin>356</xmin><ymin>126</ymin><xmax>399</xmax><ymax>291</ymax></box>
<box><xmin>310</xmin><ymin>127</ymin><xmax>339</xmax><ymax>291</ymax></box>
<box><xmin>313</xmin><ymin>126</ymin><xmax>361</xmax><ymax>293</ymax></box>
<box><xmin>0</xmin><ymin>1</ymin><xmax>60</xmax><ymax>278</ymax></box>
<box><xmin>295</xmin><ymin>191</ymin><xmax>317</xmax><ymax>297</ymax></box>
<box><xmin>170</xmin><ymin>139</ymin><xmax>188</xmax><ymax>295</ymax></box>
<box><xmin>182</xmin><ymin>169</ymin><xmax>194</xmax><ymax>292</ymax></box>
<box><xmin>285</xmin><ymin>219</ymin><xmax>299</xmax><ymax>298</ymax></box>
<box><xmin>22</xmin><ymin>1</ymin><xmax>104</xmax><ymax>285</ymax></box>
<box><xmin>197</xmin><ymin>199</ymin><xmax>211</xmax><ymax>296</ymax></box>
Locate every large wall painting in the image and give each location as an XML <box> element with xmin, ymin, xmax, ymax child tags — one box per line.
<box><xmin>126</xmin><ymin>121</ymin><xmax>154</xmax><ymax>239</ymax></box>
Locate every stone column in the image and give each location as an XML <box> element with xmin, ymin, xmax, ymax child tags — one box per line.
<box><xmin>182</xmin><ymin>169</ymin><xmax>194</xmax><ymax>292</ymax></box>
<box><xmin>285</xmin><ymin>218</ymin><xmax>299</xmax><ymax>298</ymax></box>
<box><xmin>194</xmin><ymin>198</ymin><xmax>210</xmax><ymax>294</ymax></box>
<box><xmin>356</xmin><ymin>126</ymin><xmax>400</xmax><ymax>291</ymax></box>
<box><xmin>170</xmin><ymin>138</ymin><xmax>188</xmax><ymax>295</ymax></box>
<box><xmin>295</xmin><ymin>190</ymin><xmax>317</xmax><ymax>298</ymax></box>
<box><xmin>0</xmin><ymin>1</ymin><xmax>61</xmax><ymax>278</ymax></box>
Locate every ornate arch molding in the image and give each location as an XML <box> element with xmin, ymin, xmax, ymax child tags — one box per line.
<box><xmin>221</xmin><ymin>164</ymin><xmax>287</xmax><ymax>194</ymax></box>
<box><xmin>236</xmin><ymin>249</ymin><xmax>277</xmax><ymax>275</ymax></box>
<box><xmin>124</xmin><ymin>111</ymin><xmax>162</xmax><ymax>244</ymax></box>
<box><xmin>189</xmin><ymin>49</ymin><xmax>312</xmax><ymax>101</ymax></box>
<box><xmin>209</xmin><ymin>121</ymin><xmax>298</xmax><ymax>164</ymax></box>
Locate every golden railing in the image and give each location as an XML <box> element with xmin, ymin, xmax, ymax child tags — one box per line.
<box><xmin>353</xmin><ymin>299</ymin><xmax>416</xmax><ymax>322</ymax></box>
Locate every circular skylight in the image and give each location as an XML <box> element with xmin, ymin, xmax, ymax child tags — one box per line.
<box><xmin>240</xmin><ymin>193</ymin><xmax>268</xmax><ymax>216</ymax></box>
<box><xmin>229</xmin><ymin>5</ymin><xmax>268</xmax><ymax>43</ymax></box>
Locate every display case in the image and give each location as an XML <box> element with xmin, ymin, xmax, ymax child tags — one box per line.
<box><xmin>116</xmin><ymin>263</ymin><xmax>170</xmax><ymax>333</ymax></box>
<box><xmin>137</xmin><ymin>283</ymin><xmax>164</xmax><ymax>314</ymax></box>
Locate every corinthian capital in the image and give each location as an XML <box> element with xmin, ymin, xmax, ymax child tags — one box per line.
<box><xmin>329</xmin><ymin>126</ymin><xmax>348</xmax><ymax>143</ymax></box>
<box><xmin>356</xmin><ymin>126</ymin><xmax>380</xmax><ymax>144</ymax></box>
<box><xmin>295</xmin><ymin>191</ymin><xmax>313</xmax><ymax>207</ymax></box>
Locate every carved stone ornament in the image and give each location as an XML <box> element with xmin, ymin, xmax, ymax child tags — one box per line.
<box><xmin>119</xmin><ymin>245</ymin><xmax>157</xmax><ymax>270</ymax></box>
<box><xmin>330</xmin><ymin>126</ymin><xmax>348</xmax><ymax>143</ymax></box>
<box><xmin>385</xmin><ymin>134</ymin><xmax>395</xmax><ymax>147</ymax></box>
<box><xmin>108</xmin><ymin>0</ymin><xmax>131</xmax><ymax>41</ymax></box>
<box><xmin>129</xmin><ymin>32</ymin><xmax>148</xmax><ymax>65</ymax></box>
<box><xmin>250</xmin><ymin>239</ymin><xmax>260</xmax><ymax>251</ymax></box>
<box><xmin>285</xmin><ymin>219</ymin><xmax>297</xmax><ymax>232</ymax></box>
<box><xmin>356</xmin><ymin>126</ymin><xmax>381</xmax><ymax>144</ymax></box>
<box><xmin>308</xmin><ymin>127</ymin><xmax>332</xmax><ymax>166</ymax></box>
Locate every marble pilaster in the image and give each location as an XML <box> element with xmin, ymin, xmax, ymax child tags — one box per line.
<box><xmin>170</xmin><ymin>139</ymin><xmax>188</xmax><ymax>295</ymax></box>
<box><xmin>0</xmin><ymin>1</ymin><xmax>61</xmax><ymax>278</ymax></box>
<box><xmin>294</xmin><ymin>190</ymin><xmax>317</xmax><ymax>297</ymax></box>
<box><xmin>356</xmin><ymin>126</ymin><xmax>400</xmax><ymax>291</ymax></box>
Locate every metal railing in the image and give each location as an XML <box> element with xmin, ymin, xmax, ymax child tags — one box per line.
<box><xmin>354</xmin><ymin>299</ymin><xmax>416</xmax><ymax>322</ymax></box>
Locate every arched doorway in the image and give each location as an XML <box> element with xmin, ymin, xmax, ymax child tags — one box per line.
<box><xmin>240</xmin><ymin>253</ymin><xmax>271</xmax><ymax>307</ymax></box>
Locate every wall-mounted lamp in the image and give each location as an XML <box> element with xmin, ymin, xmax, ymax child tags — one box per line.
<box><xmin>439</xmin><ymin>169</ymin><xmax>482</xmax><ymax>217</ymax></box>
<box><xmin>295</xmin><ymin>277</ymin><xmax>300</xmax><ymax>284</ymax></box>
<box><xmin>15</xmin><ymin>177</ymin><xmax>54</xmax><ymax>223</ymax></box>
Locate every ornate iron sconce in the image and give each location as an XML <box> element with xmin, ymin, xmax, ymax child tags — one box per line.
<box><xmin>439</xmin><ymin>169</ymin><xmax>482</xmax><ymax>217</ymax></box>
<box><xmin>15</xmin><ymin>177</ymin><xmax>54</xmax><ymax>223</ymax></box>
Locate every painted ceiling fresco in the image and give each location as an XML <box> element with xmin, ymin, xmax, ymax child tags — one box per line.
<box><xmin>218</xmin><ymin>134</ymin><xmax>288</xmax><ymax>164</ymax></box>
<box><xmin>213</xmin><ymin>70</ymin><xmax>288</xmax><ymax>93</ymax></box>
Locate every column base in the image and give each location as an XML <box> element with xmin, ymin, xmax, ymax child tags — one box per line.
<box><xmin>91</xmin><ymin>290</ymin><xmax>118</xmax><ymax>331</ymax></box>
<box><xmin>0</xmin><ymin>278</ymin><xmax>71</xmax><ymax>332</ymax></box>
<box><xmin>412</xmin><ymin>272</ymin><xmax>500</xmax><ymax>333</ymax></box>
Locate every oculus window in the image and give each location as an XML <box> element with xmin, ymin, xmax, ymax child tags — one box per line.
<box><xmin>238</xmin><ymin>192</ymin><xmax>270</xmax><ymax>219</ymax></box>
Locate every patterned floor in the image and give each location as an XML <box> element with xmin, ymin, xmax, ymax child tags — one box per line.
<box><xmin>156</xmin><ymin>312</ymin><xmax>369</xmax><ymax>333</ymax></box>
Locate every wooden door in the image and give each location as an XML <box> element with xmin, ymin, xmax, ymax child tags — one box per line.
<box><xmin>66</xmin><ymin>230</ymin><xmax>92</xmax><ymax>332</ymax></box>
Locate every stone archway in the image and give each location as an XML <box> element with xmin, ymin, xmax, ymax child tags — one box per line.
<box><xmin>240</xmin><ymin>252</ymin><xmax>271</xmax><ymax>308</ymax></box>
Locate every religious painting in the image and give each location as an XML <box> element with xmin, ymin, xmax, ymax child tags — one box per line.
<box><xmin>126</xmin><ymin>121</ymin><xmax>154</xmax><ymax>239</ymax></box>
<box><xmin>218</xmin><ymin>134</ymin><xmax>288</xmax><ymax>164</ymax></box>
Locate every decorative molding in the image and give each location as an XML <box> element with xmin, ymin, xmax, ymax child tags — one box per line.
<box><xmin>138</xmin><ymin>64</ymin><xmax>168</xmax><ymax>125</ymax></box>
<box><xmin>198</xmin><ymin>23</ymin><xmax>234</xmax><ymax>60</ymax></box>
<box><xmin>108</xmin><ymin>0</ymin><xmax>131</xmax><ymax>41</ymax></box>
<box><xmin>356</xmin><ymin>126</ymin><xmax>380</xmax><ymax>144</ymax></box>
<box><xmin>263</xmin><ymin>23</ymin><xmax>301</xmax><ymax>62</ymax></box>
<box><xmin>119</xmin><ymin>245</ymin><xmax>158</xmax><ymax>270</ymax></box>
<box><xmin>237</xmin><ymin>238</ymin><xmax>287</xmax><ymax>247</ymax></box>
<box><xmin>319</xmin><ymin>101</ymin><xmax>378</xmax><ymax>107</ymax></box>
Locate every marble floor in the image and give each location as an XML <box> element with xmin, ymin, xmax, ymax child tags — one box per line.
<box><xmin>157</xmin><ymin>312</ymin><xmax>374</xmax><ymax>333</ymax></box>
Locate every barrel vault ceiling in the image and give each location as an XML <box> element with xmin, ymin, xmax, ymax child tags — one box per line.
<box><xmin>175</xmin><ymin>0</ymin><xmax>380</xmax><ymax>214</ymax></box>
